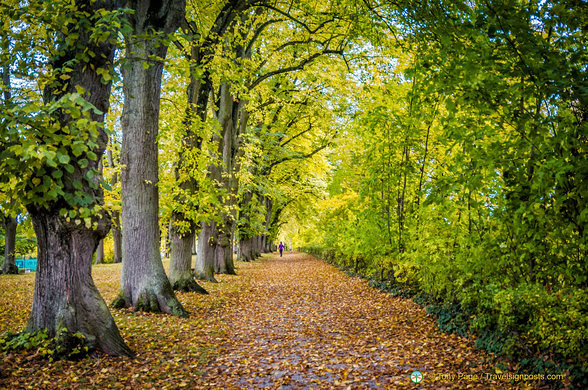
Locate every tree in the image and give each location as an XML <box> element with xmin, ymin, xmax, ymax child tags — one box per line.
<box><xmin>168</xmin><ymin>0</ymin><xmax>254</xmax><ymax>287</ymax></box>
<box><xmin>104</xmin><ymin>135</ymin><xmax>122</xmax><ymax>263</ymax></box>
<box><xmin>114</xmin><ymin>0</ymin><xmax>189</xmax><ymax>316</ymax></box>
<box><xmin>0</xmin><ymin>52</ymin><xmax>18</xmax><ymax>275</ymax></box>
<box><xmin>1</xmin><ymin>212</ymin><xmax>19</xmax><ymax>275</ymax></box>
<box><xmin>199</xmin><ymin>1</ymin><xmax>352</xmax><ymax>271</ymax></box>
<box><xmin>0</xmin><ymin>0</ymin><xmax>133</xmax><ymax>356</ymax></box>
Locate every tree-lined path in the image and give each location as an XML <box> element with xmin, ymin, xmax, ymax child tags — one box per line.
<box><xmin>202</xmin><ymin>253</ymin><xmax>499</xmax><ymax>389</ymax></box>
<box><xmin>1</xmin><ymin>0</ymin><xmax>585</xmax><ymax>387</ymax></box>
<box><xmin>1</xmin><ymin>253</ymin><xmax>537</xmax><ymax>389</ymax></box>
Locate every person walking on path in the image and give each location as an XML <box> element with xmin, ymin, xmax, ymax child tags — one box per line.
<box><xmin>279</xmin><ymin>241</ymin><xmax>285</xmax><ymax>257</ymax></box>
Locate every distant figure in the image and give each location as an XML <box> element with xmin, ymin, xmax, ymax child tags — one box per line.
<box><xmin>279</xmin><ymin>241</ymin><xmax>284</xmax><ymax>257</ymax></box>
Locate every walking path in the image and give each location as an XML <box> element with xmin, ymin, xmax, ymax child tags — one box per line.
<box><xmin>202</xmin><ymin>253</ymin><xmax>503</xmax><ymax>389</ymax></box>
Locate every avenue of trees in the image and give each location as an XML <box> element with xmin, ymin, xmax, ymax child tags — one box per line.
<box><xmin>0</xmin><ymin>0</ymin><xmax>586</xmax><ymax>382</ymax></box>
<box><xmin>0</xmin><ymin>0</ymin><xmax>362</xmax><ymax>356</ymax></box>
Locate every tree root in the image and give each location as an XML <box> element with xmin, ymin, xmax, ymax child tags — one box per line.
<box><xmin>172</xmin><ymin>277</ymin><xmax>208</xmax><ymax>294</ymax></box>
<box><xmin>112</xmin><ymin>283</ymin><xmax>189</xmax><ymax>318</ymax></box>
<box><xmin>1</xmin><ymin>263</ymin><xmax>19</xmax><ymax>275</ymax></box>
<box><xmin>194</xmin><ymin>271</ymin><xmax>218</xmax><ymax>283</ymax></box>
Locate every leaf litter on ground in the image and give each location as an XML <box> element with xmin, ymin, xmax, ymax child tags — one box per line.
<box><xmin>0</xmin><ymin>253</ymin><xmax>536</xmax><ymax>389</ymax></box>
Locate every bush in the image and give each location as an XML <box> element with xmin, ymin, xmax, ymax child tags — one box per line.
<box><xmin>303</xmin><ymin>245</ymin><xmax>588</xmax><ymax>388</ymax></box>
<box><xmin>0</xmin><ymin>328</ymin><xmax>93</xmax><ymax>361</ymax></box>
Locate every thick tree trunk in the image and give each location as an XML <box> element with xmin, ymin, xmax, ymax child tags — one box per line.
<box><xmin>167</xmin><ymin>65</ymin><xmax>203</xmax><ymax>282</ymax></box>
<box><xmin>199</xmin><ymin>83</ymin><xmax>236</xmax><ymax>277</ymax></box>
<box><xmin>168</xmin><ymin>214</ymin><xmax>207</xmax><ymax>293</ymax></box>
<box><xmin>2</xmin><ymin>215</ymin><xmax>18</xmax><ymax>274</ymax></box>
<box><xmin>27</xmin><ymin>211</ymin><xmax>132</xmax><ymax>356</ymax></box>
<box><xmin>262</xmin><ymin>236</ymin><xmax>271</xmax><ymax>253</ymax></box>
<box><xmin>214</xmin><ymin>224</ymin><xmax>235</xmax><ymax>275</ymax></box>
<box><xmin>262</xmin><ymin>197</ymin><xmax>272</xmax><ymax>254</ymax></box>
<box><xmin>239</xmin><ymin>238</ymin><xmax>253</xmax><ymax>262</ymax></box>
<box><xmin>252</xmin><ymin>236</ymin><xmax>260</xmax><ymax>259</ymax></box>
<box><xmin>116</xmin><ymin>0</ymin><xmax>187</xmax><ymax>317</ymax></box>
<box><xmin>195</xmin><ymin>221</ymin><xmax>218</xmax><ymax>282</ymax></box>
<box><xmin>24</xmin><ymin>0</ymin><xmax>132</xmax><ymax>356</ymax></box>
<box><xmin>95</xmin><ymin>239</ymin><xmax>104</xmax><ymax>265</ymax></box>
<box><xmin>253</xmin><ymin>237</ymin><xmax>260</xmax><ymax>259</ymax></box>
<box><xmin>255</xmin><ymin>235</ymin><xmax>263</xmax><ymax>258</ymax></box>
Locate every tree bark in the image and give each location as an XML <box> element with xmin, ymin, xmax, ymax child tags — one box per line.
<box><xmin>254</xmin><ymin>236</ymin><xmax>262</xmax><ymax>258</ymax></box>
<box><xmin>238</xmin><ymin>237</ymin><xmax>253</xmax><ymax>262</ymax></box>
<box><xmin>195</xmin><ymin>221</ymin><xmax>218</xmax><ymax>282</ymax></box>
<box><xmin>116</xmin><ymin>0</ymin><xmax>188</xmax><ymax>317</ymax></box>
<box><xmin>95</xmin><ymin>239</ymin><xmax>104</xmax><ymax>265</ymax></box>
<box><xmin>2</xmin><ymin>215</ymin><xmax>18</xmax><ymax>274</ymax></box>
<box><xmin>25</xmin><ymin>0</ymin><xmax>132</xmax><ymax>357</ymax></box>
<box><xmin>27</xmin><ymin>210</ymin><xmax>131</xmax><ymax>356</ymax></box>
<box><xmin>213</xmin><ymin>219</ymin><xmax>236</xmax><ymax>274</ymax></box>
<box><xmin>111</xmin><ymin>210</ymin><xmax>122</xmax><ymax>263</ymax></box>
<box><xmin>168</xmin><ymin>215</ymin><xmax>207</xmax><ymax>293</ymax></box>
<box><xmin>167</xmin><ymin>52</ymin><xmax>204</xmax><ymax>285</ymax></box>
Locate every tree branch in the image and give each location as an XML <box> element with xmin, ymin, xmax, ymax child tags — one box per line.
<box><xmin>263</xmin><ymin>140</ymin><xmax>332</xmax><ymax>176</ymax></box>
<box><xmin>280</xmin><ymin>120</ymin><xmax>312</xmax><ymax>147</ymax></box>
<box><xmin>249</xmin><ymin>49</ymin><xmax>343</xmax><ymax>90</ymax></box>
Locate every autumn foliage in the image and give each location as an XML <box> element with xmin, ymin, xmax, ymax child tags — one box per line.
<box><xmin>1</xmin><ymin>253</ymin><xmax>574</xmax><ymax>389</ymax></box>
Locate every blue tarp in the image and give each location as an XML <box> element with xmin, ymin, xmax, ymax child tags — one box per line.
<box><xmin>15</xmin><ymin>258</ymin><xmax>37</xmax><ymax>271</ymax></box>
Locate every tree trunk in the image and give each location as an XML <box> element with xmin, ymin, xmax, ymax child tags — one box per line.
<box><xmin>116</xmin><ymin>0</ymin><xmax>188</xmax><ymax>317</ymax></box>
<box><xmin>167</xmin><ymin>59</ymin><xmax>203</xmax><ymax>284</ymax></box>
<box><xmin>2</xmin><ymin>215</ymin><xmax>18</xmax><ymax>274</ymax></box>
<box><xmin>25</xmin><ymin>0</ymin><xmax>132</xmax><ymax>357</ymax></box>
<box><xmin>95</xmin><ymin>239</ymin><xmax>104</xmax><ymax>265</ymax></box>
<box><xmin>254</xmin><ymin>236</ymin><xmax>262</xmax><ymax>258</ymax></box>
<box><xmin>195</xmin><ymin>221</ymin><xmax>218</xmax><ymax>282</ymax></box>
<box><xmin>265</xmin><ymin>237</ymin><xmax>273</xmax><ymax>253</ymax></box>
<box><xmin>239</xmin><ymin>238</ymin><xmax>253</xmax><ymax>262</ymax></box>
<box><xmin>260</xmin><ymin>235</ymin><xmax>268</xmax><ymax>254</ymax></box>
<box><xmin>105</xmin><ymin>143</ymin><xmax>122</xmax><ymax>264</ymax></box>
<box><xmin>168</xmin><ymin>215</ymin><xmax>207</xmax><ymax>293</ymax></box>
<box><xmin>1</xmin><ymin>38</ymin><xmax>18</xmax><ymax>276</ymax></box>
<box><xmin>112</xmin><ymin>210</ymin><xmax>122</xmax><ymax>263</ymax></box>
<box><xmin>200</xmin><ymin>82</ymin><xmax>239</xmax><ymax>276</ymax></box>
<box><xmin>251</xmin><ymin>236</ymin><xmax>257</xmax><ymax>259</ymax></box>
<box><xmin>27</xmin><ymin>210</ymin><xmax>132</xmax><ymax>356</ymax></box>
<box><xmin>214</xmin><ymin>222</ymin><xmax>235</xmax><ymax>275</ymax></box>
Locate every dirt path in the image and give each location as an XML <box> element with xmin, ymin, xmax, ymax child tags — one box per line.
<box><xmin>201</xmin><ymin>253</ymin><xmax>503</xmax><ymax>389</ymax></box>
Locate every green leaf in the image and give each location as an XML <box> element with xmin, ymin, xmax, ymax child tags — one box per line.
<box><xmin>58</xmin><ymin>154</ymin><xmax>70</xmax><ymax>164</ymax></box>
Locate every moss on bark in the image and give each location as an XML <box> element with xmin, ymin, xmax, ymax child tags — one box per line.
<box><xmin>172</xmin><ymin>276</ymin><xmax>208</xmax><ymax>294</ymax></box>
